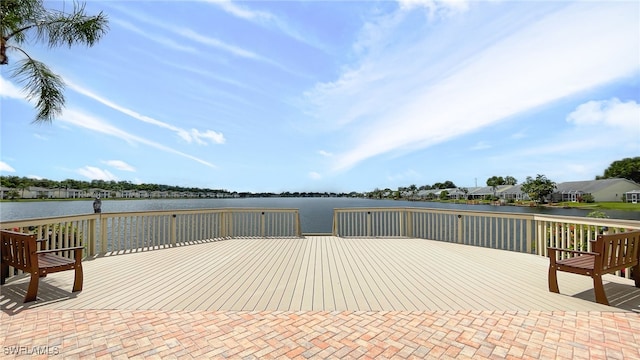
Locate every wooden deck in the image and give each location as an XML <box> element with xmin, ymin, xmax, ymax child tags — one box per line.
<box><xmin>1</xmin><ymin>236</ymin><xmax>638</xmax><ymax>313</ymax></box>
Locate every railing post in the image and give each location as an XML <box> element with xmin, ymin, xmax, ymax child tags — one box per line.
<box><xmin>405</xmin><ymin>208</ymin><xmax>413</xmax><ymax>238</ymax></box>
<box><xmin>171</xmin><ymin>214</ymin><xmax>177</xmax><ymax>246</ymax></box>
<box><xmin>100</xmin><ymin>215</ymin><xmax>107</xmax><ymax>255</ymax></box>
<box><xmin>332</xmin><ymin>210</ymin><xmax>338</xmax><ymax>236</ymax></box>
<box><xmin>261</xmin><ymin>211</ymin><xmax>266</xmax><ymax>237</ymax></box>
<box><xmin>296</xmin><ymin>211</ymin><xmax>302</xmax><ymax>237</ymax></box>
<box><xmin>88</xmin><ymin>217</ymin><xmax>97</xmax><ymax>256</ymax></box>
<box><xmin>367</xmin><ymin>211</ymin><xmax>372</xmax><ymax>237</ymax></box>
<box><xmin>457</xmin><ymin>214</ymin><xmax>463</xmax><ymax>244</ymax></box>
<box><xmin>526</xmin><ymin>219</ymin><xmax>533</xmax><ymax>254</ymax></box>
<box><xmin>219</xmin><ymin>212</ymin><xmax>226</xmax><ymax>238</ymax></box>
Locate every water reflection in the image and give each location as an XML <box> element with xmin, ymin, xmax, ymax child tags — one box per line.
<box><xmin>1</xmin><ymin>198</ymin><xmax>638</xmax><ymax>233</ymax></box>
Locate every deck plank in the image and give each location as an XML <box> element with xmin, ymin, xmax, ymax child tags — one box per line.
<box><xmin>1</xmin><ymin>236</ymin><xmax>635</xmax><ymax>313</ymax></box>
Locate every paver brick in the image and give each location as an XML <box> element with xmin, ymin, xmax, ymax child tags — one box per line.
<box><xmin>2</xmin><ymin>310</ymin><xmax>639</xmax><ymax>359</ymax></box>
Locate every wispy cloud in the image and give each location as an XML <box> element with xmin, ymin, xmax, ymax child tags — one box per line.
<box><xmin>386</xmin><ymin>169</ymin><xmax>420</xmax><ymax>183</ymax></box>
<box><xmin>66</xmin><ymin>80</ymin><xmax>226</xmax><ymax>145</ymax></box>
<box><xmin>112</xmin><ymin>18</ymin><xmax>199</xmax><ymax>54</ymax></box>
<box><xmin>77</xmin><ymin>166</ymin><xmax>118</xmax><ymax>181</ymax></box>
<box><xmin>206</xmin><ymin>0</ymin><xmax>325</xmax><ymax>51</ymax></box>
<box><xmin>305</xmin><ymin>2</ymin><xmax>639</xmax><ymax>172</ymax></box>
<box><xmin>397</xmin><ymin>0</ymin><xmax>470</xmax><ymax>17</ymax></box>
<box><xmin>309</xmin><ymin>171</ymin><xmax>322</xmax><ymax>180</ymax></box>
<box><xmin>110</xmin><ymin>6</ymin><xmax>264</xmax><ymax>61</ymax></box>
<box><xmin>0</xmin><ymin>161</ymin><xmax>16</xmax><ymax>173</ymax></box>
<box><xmin>103</xmin><ymin>160</ymin><xmax>136</xmax><ymax>172</ymax></box>
<box><xmin>60</xmin><ymin>109</ymin><xmax>217</xmax><ymax>168</ymax></box>
<box><xmin>470</xmin><ymin>141</ymin><xmax>491</xmax><ymax>151</ymax></box>
<box><xmin>317</xmin><ymin>150</ymin><xmax>333</xmax><ymax>157</ymax></box>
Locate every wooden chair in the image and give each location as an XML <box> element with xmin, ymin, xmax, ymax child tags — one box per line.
<box><xmin>1</xmin><ymin>230</ymin><xmax>84</xmax><ymax>302</ymax></box>
<box><xmin>548</xmin><ymin>230</ymin><xmax>640</xmax><ymax>305</ymax></box>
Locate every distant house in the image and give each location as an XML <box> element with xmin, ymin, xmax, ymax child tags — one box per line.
<box><xmin>26</xmin><ymin>186</ymin><xmax>55</xmax><ymax>199</ymax></box>
<box><xmin>501</xmin><ymin>184</ymin><xmax>529</xmax><ymax>201</ymax></box>
<box><xmin>89</xmin><ymin>189</ymin><xmax>111</xmax><ymax>199</ymax></box>
<box><xmin>445</xmin><ymin>188</ymin><xmax>467</xmax><ymax>200</ymax></box>
<box><xmin>552</xmin><ymin>178</ymin><xmax>640</xmax><ymax>202</ymax></box>
<box><xmin>468</xmin><ymin>185</ymin><xmax>514</xmax><ymax>200</ymax></box>
<box><xmin>625</xmin><ymin>190</ymin><xmax>640</xmax><ymax>203</ymax></box>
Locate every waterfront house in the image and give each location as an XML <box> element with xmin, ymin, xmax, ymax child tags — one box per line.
<box><xmin>625</xmin><ymin>189</ymin><xmax>640</xmax><ymax>203</ymax></box>
<box><xmin>552</xmin><ymin>178</ymin><xmax>640</xmax><ymax>202</ymax></box>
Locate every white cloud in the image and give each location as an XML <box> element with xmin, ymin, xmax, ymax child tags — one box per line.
<box><xmin>309</xmin><ymin>171</ymin><xmax>322</xmax><ymax>180</ymax></box>
<box><xmin>77</xmin><ymin>166</ymin><xmax>118</xmax><ymax>181</ymax></box>
<box><xmin>0</xmin><ymin>76</ymin><xmax>24</xmax><ymax>99</ymax></box>
<box><xmin>206</xmin><ymin>0</ymin><xmax>322</xmax><ymax>51</ymax></box>
<box><xmin>397</xmin><ymin>0</ymin><xmax>470</xmax><ymax>17</ymax></box>
<box><xmin>112</xmin><ymin>18</ymin><xmax>199</xmax><ymax>54</ymax></box>
<box><xmin>210</xmin><ymin>0</ymin><xmax>274</xmax><ymax>21</ymax></box>
<box><xmin>60</xmin><ymin>109</ymin><xmax>217</xmax><ymax>168</ymax></box>
<box><xmin>103</xmin><ymin>160</ymin><xmax>136</xmax><ymax>172</ymax></box>
<box><xmin>318</xmin><ymin>150</ymin><xmax>333</xmax><ymax>157</ymax></box>
<box><xmin>386</xmin><ymin>169</ymin><xmax>420</xmax><ymax>182</ymax></box>
<box><xmin>470</xmin><ymin>141</ymin><xmax>491</xmax><ymax>151</ymax></box>
<box><xmin>566</xmin><ymin>98</ymin><xmax>640</xmax><ymax>131</ymax></box>
<box><xmin>27</xmin><ymin>175</ymin><xmax>43</xmax><ymax>180</ymax></box>
<box><xmin>306</xmin><ymin>2</ymin><xmax>639</xmax><ymax>172</ymax></box>
<box><xmin>66</xmin><ymin>80</ymin><xmax>226</xmax><ymax>146</ymax></box>
<box><xmin>0</xmin><ymin>161</ymin><xmax>16</xmax><ymax>172</ymax></box>
<box><xmin>173</xmin><ymin>27</ymin><xmax>261</xmax><ymax>60</ymax></box>
<box><xmin>191</xmin><ymin>129</ymin><xmax>226</xmax><ymax>145</ymax></box>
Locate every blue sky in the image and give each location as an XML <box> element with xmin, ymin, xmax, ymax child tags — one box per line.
<box><xmin>1</xmin><ymin>0</ymin><xmax>639</xmax><ymax>193</ymax></box>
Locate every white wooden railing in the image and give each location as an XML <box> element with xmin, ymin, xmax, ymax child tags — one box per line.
<box><xmin>332</xmin><ymin>207</ymin><xmax>640</xmax><ymax>279</ymax></box>
<box><xmin>0</xmin><ymin>208</ymin><xmax>301</xmax><ymax>258</ymax></box>
<box><xmin>2</xmin><ymin>206</ymin><xmax>638</xmax><ymax>281</ymax></box>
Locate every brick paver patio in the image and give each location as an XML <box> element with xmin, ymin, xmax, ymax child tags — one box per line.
<box><xmin>1</xmin><ymin>309</ymin><xmax>639</xmax><ymax>359</ymax></box>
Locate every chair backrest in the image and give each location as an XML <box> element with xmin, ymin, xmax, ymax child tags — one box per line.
<box><xmin>595</xmin><ymin>230</ymin><xmax>640</xmax><ymax>272</ymax></box>
<box><xmin>0</xmin><ymin>230</ymin><xmax>37</xmax><ymax>272</ymax></box>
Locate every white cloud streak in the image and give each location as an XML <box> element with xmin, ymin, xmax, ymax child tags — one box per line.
<box><xmin>206</xmin><ymin>0</ymin><xmax>323</xmax><ymax>51</ymax></box>
<box><xmin>60</xmin><ymin>109</ymin><xmax>217</xmax><ymax>169</ymax></box>
<box><xmin>306</xmin><ymin>2</ymin><xmax>639</xmax><ymax>172</ymax></box>
<box><xmin>103</xmin><ymin>160</ymin><xmax>136</xmax><ymax>172</ymax></box>
<box><xmin>66</xmin><ymin>80</ymin><xmax>226</xmax><ymax>145</ymax></box>
<box><xmin>397</xmin><ymin>0</ymin><xmax>470</xmax><ymax>17</ymax></box>
<box><xmin>77</xmin><ymin>166</ymin><xmax>118</xmax><ymax>181</ymax></box>
<box><xmin>112</xmin><ymin>18</ymin><xmax>199</xmax><ymax>54</ymax></box>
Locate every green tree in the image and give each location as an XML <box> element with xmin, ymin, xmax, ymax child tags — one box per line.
<box><xmin>504</xmin><ymin>176</ymin><xmax>517</xmax><ymax>185</ymax></box>
<box><xmin>1</xmin><ymin>0</ymin><xmax>108</xmax><ymax>123</ymax></box>
<box><xmin>596</xmin><ymin>157</ymin><xmax>640</xmax><ymax>184</ymax></box>
<box><xmin>521</xmin><ymin>174</ymin><xmax>557</xmax><ymax>204</ymax></box>
<box><xmin>486</xmin><ymin>176</ymin><xmax>505</xmax><ymax>197</ymax></box>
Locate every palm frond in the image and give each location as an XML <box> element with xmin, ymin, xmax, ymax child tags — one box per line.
<box><xmin>12</xmin><ymin>57</ymin><xmax>65</xmax><ymax>123</ymax></box>
<box><xmin>39</xmin><ymin>3</ymin><xmax>109</xmax><ymax>49</ymax></box>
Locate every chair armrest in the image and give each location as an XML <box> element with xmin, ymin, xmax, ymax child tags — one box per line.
<box><xmin>547</xmin><ymin>247</ymin><xmax>599</xmax><ymax>256</ymax></box>
<box><xmin>37</xmin><ymin>246</ymin><xmax>84</xmax><ymax>254</ymax></box>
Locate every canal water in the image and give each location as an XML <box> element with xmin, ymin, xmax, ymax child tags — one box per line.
<box><xmin>0</xmin><ymin>198</ymin><xmax>638</xmax><ymax>233</ymax></box>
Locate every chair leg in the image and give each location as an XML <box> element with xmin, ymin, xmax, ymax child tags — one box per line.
<box><xmin>72</xmin><ymin>249</ymin><xmax>83</xmax><ymax>292</ymax></box>
<box><xmin>72</xmin><ymin>264</ymin><xmax>83</xmax><ymax>292</ymax></box>
<box><xmin>632</xmin><ymin>264</ymin><xmax>639</xmax><ymax>288</ymax></box>
<box><xmin>593</xmin><ymin>274</ymin><xmax>609</xmax><ymax>306</ymax></box>
<box><xmin>24</xmin><ymin>272</ymin><xmax>39</xmax><ymax>303</ymax></box>
<box><xmin>548</xmin><ymin>265</ymin><xmax>559</xmax><ymax>293</ymax></box>
<box><xmin>0</xmin><ymin>262</ymin><xmax>7</xmax><ymax>285</ymax></box>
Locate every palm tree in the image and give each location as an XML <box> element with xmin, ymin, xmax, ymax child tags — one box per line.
<box><xmin>1</xmin><ymin>0</ymin><xmax>108</xmax><ymax>123</ymax></box>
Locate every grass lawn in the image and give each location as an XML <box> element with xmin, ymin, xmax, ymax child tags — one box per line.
<box><xmin>555</xmin><ymin>201</ymin><xmax>640</xmax><ymax>211</ymax></box>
